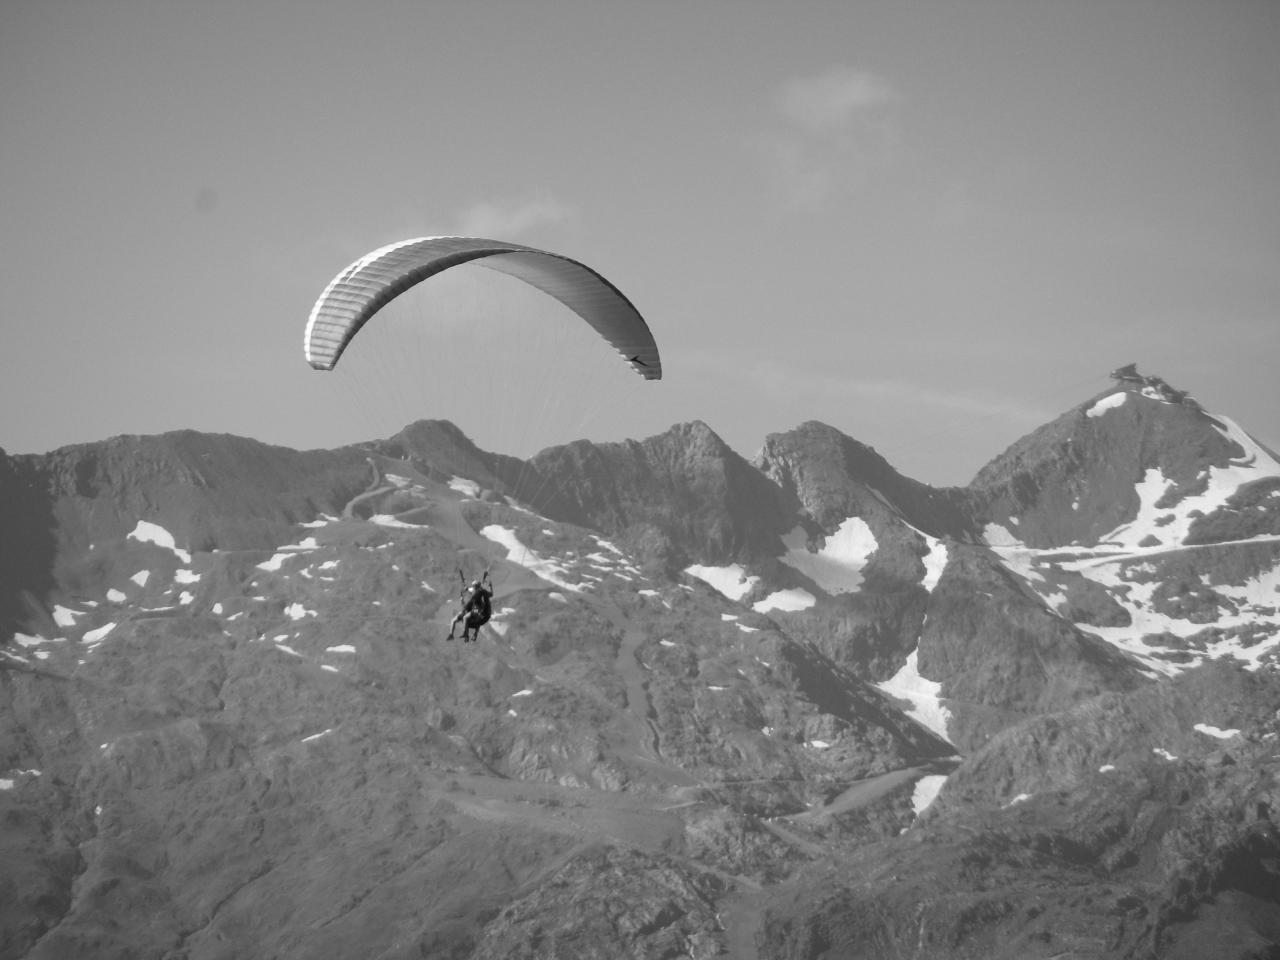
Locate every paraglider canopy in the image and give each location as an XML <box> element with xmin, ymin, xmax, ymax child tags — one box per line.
<box><xmin>304</xmin><ymin>236</ymin><xmax>661</xmax><ymax>380</ymax></box>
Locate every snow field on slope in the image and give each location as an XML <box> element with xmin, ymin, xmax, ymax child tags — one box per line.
<box><xmin>982</xmin><ymin>419</ymin><xmax>1280</xmax><ymax>676</ymax></box>
<box><xmin>685</xmin><ymin>564</ymin><xmax>759</xmax><ymax>601</ymax></box>
<box><xmin>875</xmin><ymin>650</ymin><xmax>953</xmax><ymax>745</ymax></box>
<box><xmin>448</xmin><ymin>476</ymin><xmax>481</xmax><ymax>498</ymax></box>
<box><xmin>911</xmin><ymin>774</ymin><xmax>948</xmax><ymax>817</ymax></box>
<box><xmin>985</xmin><ymin>528</ymin><xmax>1280</xmax><ymax>676</ymax></box>
<box><xmin>752</xmin><ymin>588</ymin><xmax>816</xmax><ymax>613</ymax></box>
<box><xmin>481</xmin><ymin>525</ymin><xmax>586</xmax><ymax>592</ymax></box>
<box><xmin>779</xmin><ymin>518</ymin><xmax>877</xmax><ymax>595</ymax></box>
<box><xmin>1062</xmin><ymin>551</ymin><xmax>1280</xmax><ymax>674</ymax></box>
<box><xmin>1194</xmin><ymin>723</ymin><xmax>1240</xmax><ymax>739</ymax></box>
<box><xmin>685</xmin><ymin>515</ymin><xmax>880</xmax><ymax>609</ymax></box>
<box><xmin>127</xmin><ymin>521</ymin><xmax>192</xmax><ymax>563</ymax></box>
<box><xmin>920</xmin><ymin>536</ymin><xmax>948</xmax><ymax>592</ymax></box>
<box><xmin>1100</xmin><ymin>415</ymin><xmax>1280</xmax><ymax>551</ymax></box>
<box><xmin>1086</xmin><ymin>392</ymin><xmax>1128</xmax><ymax>418</ymax></box>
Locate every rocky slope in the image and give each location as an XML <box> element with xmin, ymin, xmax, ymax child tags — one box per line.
<box><xmin>527</xmin><ymin>420</ymin><xmax>791</xmax><ymax>568</ymax></box>
<box><xmin>760</xmin><ymin>662</ymin><xmax>1280</xmax><ymax>960</ymax></box>
<box><xmin>2</xmin><ymin>370</ymin><xmax>1278</xmax><ymax>958</ymax></box>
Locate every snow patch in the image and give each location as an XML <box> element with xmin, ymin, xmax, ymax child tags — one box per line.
<box><xmin>752</xmin><ymin>588</ymin><xmax>816</xmax><ymax>613</ymax></box>
<box><xmin>1153</xmin><ymin>748</ymin><xmax>1178</xmax><ymax>761</ymax></box>
<box><xmin>481</xmin><ymin>526</ymin><xmax>585</xmax><ymax>592</ymax></box>
<box><xmin>128</xmin><ymin>521</ymin><xmax>191</xmax><ymax>563</ymax></box>
<box><xmin>1194</xmin><ymin>723</ymin><xmax>1240</xmax><ymax>740</ymax></box>
<box><xmin>130</xmin><ymin>570</ymin><xmax>151</xmax><ymax>587</ymax></box>
<box><xmin>284</xmin><ymin>603</ymin><xmax>317</xmax><ymax>620</ymax></box>
<box><xmin>14</xmin><ymin>633</ymin><xmax>63</xmax><ymax>649</ymax></box>
<box><xmin>911</xmin><ymin>774</ymin><xmax>947</xmax><ymax>816</ymax></box>
<box><xmin>106</xmin><ymin>588</ymin><xmax>126</xmax><ymax>603</ymax></box>
<box><xmin>921</xmin><ymin>537</ymin><xmax>948</xmax><ymax>592</ymax></box>
<box><xmin>1087</xmin><ymin>392</ymin><xmax>1128</xmax><ymax>418</ymax></box>
<box><xmin>174</xmin><ymin>569</ymin><xmax>200</xmax><ymax>584</ymax></box>
<box><xmin>52</xmin><ymin>606</ymin><xmax>82</xmax><ymax>628</ymax></box>
<box><xmin>82</xmin><ymin>622</ymin><xmax>116</xmax><ymax>644</ymax></box>
<box><xmin>371</xmin><ymin>514</ymin><xmax>422</xmax><ymax>529</ymax></box>
<box><xmin>592</xmin><ymin>537</ymin><xmax>624</xmax><ymax>556</ymax></box>
<box><xmin>685</xmin><ymin>564</ymin><xmax>759</xmax><ymax>601</ymax></box>
<box><xmin>779</xmin><ymin>518</ymin><xmax>877</xmax><ymax>594</ymax></box>
<box><xmin>449</xmin><ymin>476</ymin><xmax>480</xmax><ymax>498</ymax></box>
<box><xmin>876</xmin><ymin>650</ymin><xmax>953</xmax><ymax>744</ymax></box>
<box><xmin>302</xmin><ymin>729</ymin><xmax>333</xmax><ymax>743</ymax></box>
<box><xmin>325</xmin><ymin>644</ymin><xmax>357</xmax><ymax>654</ymax></box>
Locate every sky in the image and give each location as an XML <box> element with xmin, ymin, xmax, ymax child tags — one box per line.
<box><xmin>2</xmin><ymin>0</ymin><xmax>1277</xmax><ymax>484</ymax></box>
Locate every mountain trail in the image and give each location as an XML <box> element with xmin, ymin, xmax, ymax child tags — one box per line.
<box><xmin>342</xmin><ymin>457</ymin><xmax>392</xmax><ymax>519</ymax></box>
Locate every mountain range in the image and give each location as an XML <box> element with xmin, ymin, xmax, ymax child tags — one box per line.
<box><xmin>2</xmin><ymin>373</ymin><xmax>1278</xmax><ymax>959</ymax></box>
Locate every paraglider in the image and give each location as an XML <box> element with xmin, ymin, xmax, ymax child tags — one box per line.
<box><xmin>305</xmin><ymin>236</ymin><xmax>661</xmax><ymax>647</ymax></box>
<box><xmin>304</xmin><ymin>236</ymin><xmax>662</xmax><ymax>379</ymax></box>
<box><xmin>447</xmin><ymin>570</ymin><xmax>493</xmax><ymax>643</ymax></box>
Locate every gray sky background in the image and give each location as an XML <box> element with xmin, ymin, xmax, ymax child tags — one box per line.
<box><xmin>2</xmin><ymin>0</ymin><xmax>1276</xmax><ymax>484</ymax></box>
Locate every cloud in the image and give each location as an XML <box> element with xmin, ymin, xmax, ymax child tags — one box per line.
<box><xmin>777</xmin><ymin>67</ymin><xmax>898</xmax><ymax>136</ymax></box>
<box><xmin>761</xmin><ymin>66</ymin><xmax>901</xmax><ymax>210</ymax></box>
<box><xmin>455</xmin><ymin>194</ymin><xmax>577</xmax><ymax>238</ymax></box>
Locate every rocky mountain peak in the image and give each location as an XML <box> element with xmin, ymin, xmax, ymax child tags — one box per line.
<box><xmin>968</xmin><ymin>369</ymin><xmax>1277</xmax><ymax>550</ymax></box>
<box><xmin>528</xmin><ymin>420</ymin><xmax>788</xmax><ymax>567</ymax></box>
<box><xmin>755</xmin><ymin>420</ymin><xmax>965</xmax><ymax>539</ymax></box>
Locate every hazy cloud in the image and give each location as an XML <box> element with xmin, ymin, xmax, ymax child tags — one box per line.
<box><xmin>777</xmin><ymin>67</ymin><xmax>897</xmax><ymax>135</ymax></box>
<box><xmin>455</xmin><ymin>195</ymin><xmax>577</xmax><ymax>238</ymax></box>
<box><xmin>762</xmin><ymin>66</ymin><xmax>902</xmax><ymax>209</ymax></box>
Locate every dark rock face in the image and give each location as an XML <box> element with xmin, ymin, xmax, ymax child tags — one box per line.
<box><xmin>0</xmin><ymin>450</ymin><xmax>58</xmax><ymax>639</ymax></box>
<box><xmin>4</xmin><ymin>374</ymin><xmax>1280</xmax><ymax>958</ymax></box>
<box><xmin>530</xmin><ymin>420</ymin><xmax>790</xmax><ymax>567</ymax></box>
<box><xmin>919</xmin><ymin>544</ymin><xmax>1147</xmax><ymax>751</ymax></box>
<box><xmin>754</xmin><ymin>420</ymin><xmax>969</xmax><ymax>540</ymax></box>
<box><xmin>8</xmin><ymin>430</ymin><xmax>370</xmax><ymax>556</ymax></box>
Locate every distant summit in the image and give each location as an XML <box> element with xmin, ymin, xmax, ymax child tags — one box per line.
<box><xmin>1108</xmin><ymin>361</ymin><xmax>1199</xmax><ymax>407</ymax></box>
<box><xmin>967</xmin><ymin>367</ymin><xmax>1280</xmax><ymax>551</ymax></box>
